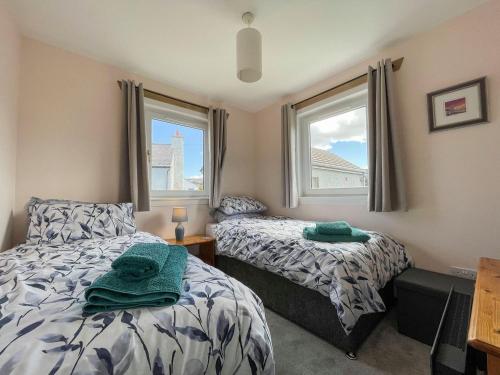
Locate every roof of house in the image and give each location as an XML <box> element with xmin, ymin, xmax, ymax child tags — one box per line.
<box><xmin>311</xmin><ymin>148</ymin><xmax>364</xmax><ymax>172</ymax></box>
<box><xmin>151</xmin><ymin>144</ymin><xmax>173</xmax><ymax>167</ymax></box>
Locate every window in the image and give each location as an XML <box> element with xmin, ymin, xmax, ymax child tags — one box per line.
<box><xmin>298</xmin><ymin>86</ymin><xmax>368</xmax><ymax>197</ymax></box>
<box><xmin>145</xmin><ymin>99</ymin><xmax>209</xmax><ymax>198</ymax></box>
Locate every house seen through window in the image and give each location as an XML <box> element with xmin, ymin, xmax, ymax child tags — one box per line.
<box><xmin>145</xmin><ymin>99</ymin><xmax>209</xmax><ymax>198</ymax></box>
<box><xmin>299</xmin><ymin>88</ymin><xmax>368</xmax><ymax>196</ymax></box>
<box><xmin>309</xmin><ymin>106</ymin><xmax>368</xmax><ymax>189</ymax></box>
<box><xmin>151</xmin><ymin>120</ymin><xmax>204</xmax><ymax>192</ymax></box>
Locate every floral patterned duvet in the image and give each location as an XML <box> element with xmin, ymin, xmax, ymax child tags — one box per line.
<box><xmin>0</xmin><ymin>232</ymin><xmax>274</xmax><ymax>375</ymax></box>
<box><xmin>214</xmin><ymin>217</ymin><xmax>412</xmax><ymax>334</ymax></box>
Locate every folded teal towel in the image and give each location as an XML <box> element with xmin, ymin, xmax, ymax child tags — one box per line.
<box><xmin>83</xmin><ymin>245</ymin><xmax>188</xmax><ymax>314</ymax></box>
<box><xmin>303</xmin><ymin>226</ymin><xmax>370</xmax><ymax>243</ymax></box>
<box><xmin>315</xmin><ymin>221</ymin><xmax>352</xmax><ymax>235</ymax></box>
<box><xmin>112</xmin><ymin>243</ymin><xmax>170</xmax><ymax>281</ymax></box>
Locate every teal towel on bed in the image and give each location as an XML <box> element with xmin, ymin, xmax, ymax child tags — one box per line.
<box><xmin>112</xmin><ymin>243</ymin><xmax>170</xmax><ymax>281</ymax></box>
<box><xmin>83</xmin><ymin>245</ymin><xmax>188</xmax><ymax>313</ymax></box>
<box><xmin>315</xmin><ymin>221</ymin><xmax>352</xmax><ymax>235</ymax></box>
<box><xmin>303</xmin><ymin>226</ymin><xmax>370</xmax><ymax>243</ymax></box>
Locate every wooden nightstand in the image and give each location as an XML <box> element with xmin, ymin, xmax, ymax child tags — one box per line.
<box><xmin>166</xmin><ymin>235</ymin><xmax>215</xmax><ymax>266</ymax></box>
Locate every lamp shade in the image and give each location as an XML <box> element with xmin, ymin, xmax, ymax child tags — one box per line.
<box><xmin>236</xmin><ymin>27</ymin><xmax>262</xmax><ymax>83</ymax></box>
<box><xmin>172</xmin><ymin>207</ymin><xmax>188</xmax><ymax>222</ymax></box>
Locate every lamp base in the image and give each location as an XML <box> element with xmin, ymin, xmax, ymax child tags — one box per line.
<box><xmin>175</xmin><ymin>223</ymin><xmax>185</xmax><ymax>242</ymax></box>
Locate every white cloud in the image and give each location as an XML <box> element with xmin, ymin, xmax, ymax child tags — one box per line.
<box><xmin>310</xmin><ymin>107</ymin><xmax>367</xmax><ymax>150</ymax></box>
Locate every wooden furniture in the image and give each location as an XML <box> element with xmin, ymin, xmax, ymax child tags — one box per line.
<box><xmin>468</xmin><ymin>257</ymin><xmax>500</xmax><ymax>375</ymax></box>
<box><xmin>166</xmin><ymin>235</ymin><xmax>215</xmax><ymax>266</ymax></box>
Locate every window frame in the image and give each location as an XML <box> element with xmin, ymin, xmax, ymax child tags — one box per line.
<box><xmin>144</xmin><ymin>98</ymin><xmax>210</xmax><ymax>199</ymax></box>
<box><xmin>297</xmin><ymin>85</ymin><xmax>369</xmax><ymax>198</ymax></box>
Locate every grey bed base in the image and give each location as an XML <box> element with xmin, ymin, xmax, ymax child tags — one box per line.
<box><xmin>216</xmin><ymin>255</ymin><xmax>395</xmax><ymax>355</ymax></box>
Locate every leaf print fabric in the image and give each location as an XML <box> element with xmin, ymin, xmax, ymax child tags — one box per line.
<box><xmin>0</xmin><ymin>232</ymin><xmax>275</xmax><ymax>374</ymax></box>
<box><xmin>26</xmin><ymin>200</ymin><xmax>136</xmax><ymax>245</ymax></box>
<box><xmin>217</xmin><ymin>196</ymin><xmax>267</xmax><ymax>216</ymax></box>
<box><xmin>214</xmin><ymin>216</ymin><xmax>412</xmax><ymax>334</ymax></box>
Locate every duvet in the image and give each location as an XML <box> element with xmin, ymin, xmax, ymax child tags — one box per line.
<box><xmin>215</xmin><ymin>216</ymin><xmax>412</xmax><ymax>334</ymax></box>
<box><xmin>0</xmin><ymin>232</ymin><xmax>274</xmax><ymax>375</ymax></box>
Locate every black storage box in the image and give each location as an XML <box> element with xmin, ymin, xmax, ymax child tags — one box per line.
<box><xmin>394</xmin><ymin>268</ymin><xmax>474</xmax><ymax>346</ymax></box>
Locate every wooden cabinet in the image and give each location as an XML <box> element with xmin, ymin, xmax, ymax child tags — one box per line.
<box><xmin>166</xmin><ymin>235</ymin><xmax>215</xmax><ymax>266</ymax></box>
<box><xmin>468</xmin><ymin>257</ymin><xmax>500</xmax><ymax>375</ymax></box>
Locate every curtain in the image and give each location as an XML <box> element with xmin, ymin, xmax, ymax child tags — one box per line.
<box><xmin>367</xmin><ymin>59</ymin><xmax>406</xmax><ymax>212</ymax></box>
<box><xmin>209</xmin><ymin>108</ymin><xmax>228</xmax><ymax>208</ymax></box>
<box><xmin>281</xmin><ymin>103</ymin><xmax>299</xmax><ymax>208</ymax></box>
<box><xmin>121</xmin><ymin>80</ymin><xmax>150</xmax><ymax>212</ymax></box>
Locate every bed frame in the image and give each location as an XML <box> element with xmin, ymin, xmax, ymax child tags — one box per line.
<box><xmin>216</xmin><ymin>255</ymin><xmax>395</xmax><ymax>357</ymax></box>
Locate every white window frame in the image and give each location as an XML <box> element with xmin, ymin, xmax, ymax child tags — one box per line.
<box><xmin>144</xmin><ymin>98</ymin><xmax>210</xmax><ymax>200</ymax></box>
<box><xmin>297</xmin><ymin>85</ymin><xmax>368</xmax><ymax>198</ymax></box>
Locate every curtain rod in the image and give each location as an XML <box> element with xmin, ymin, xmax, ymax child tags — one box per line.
<box><xmin>117</xmin><ymin>81</ymin><xmax>210</xmax><ymax>114</ymax></box>
<box><xmin>292</xmin><ymin>57</ymin><xmax>404</xmax><ymax>111</ymax></box>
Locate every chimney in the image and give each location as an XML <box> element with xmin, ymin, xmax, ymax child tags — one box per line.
<box><xmin>171</xmin><ymin>130</ymin><xmax>184</xmax><ymax>189</ymax></box>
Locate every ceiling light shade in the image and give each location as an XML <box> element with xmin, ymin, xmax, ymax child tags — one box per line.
<box><xmin>237</xmin><ymin>12</ymin><xmax>262</xmax><ymax>83</ymax></box>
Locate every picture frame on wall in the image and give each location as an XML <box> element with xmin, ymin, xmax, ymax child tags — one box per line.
<box><xmin>427</xmin><ymin>77</ymin><xmax>487</xmax><ymax>132</ymax></box>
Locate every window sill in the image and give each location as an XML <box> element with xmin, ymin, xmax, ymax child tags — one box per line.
<box><xmin>151</xmin><ymin>197</ymin><xmax>209</xmax><ymax>207</ymax></box>
<box><xmin>299</xmin><ymin>195</ymin><xmax>367</xmax><ymax>205</ymax></box>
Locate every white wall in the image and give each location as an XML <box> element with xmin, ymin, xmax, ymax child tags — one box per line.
<box><xmin>13</xmin><ymin>37</ymin><xmax>256</xmax><ymax>244</ymax></box>
<box><xmin>254</xmin><ymin>1</ymin><xmax>500</xmax><ymax>273</ymax></box>
<box><xmin>311</xmin><ymin>168</ymin><xmax>366</xmax><ymax>189</ymax></box>
<box><xmin>0</xmin><ymin>4</ymin><xmax>20</xmax><ymax>250</ymax></box>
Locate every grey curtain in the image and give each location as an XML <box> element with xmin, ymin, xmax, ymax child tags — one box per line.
<box><xmin>209</xmin><ymin>108</ymin><xmax>228</xmax><ymax>208</ymax></box>
<box><xmin>281</xmin><ymin>103</ymin><xmax>299</xmax><ymax>208</ymax></box>
<box><xmin>367</xmin><ymin>59</ymin><xmax>406</xmax><ymax>212</ymax></box>
<box><xmin>121</xmin><ymin>80</ymin><xmax>150</xmax><ymax>212</ymax></box>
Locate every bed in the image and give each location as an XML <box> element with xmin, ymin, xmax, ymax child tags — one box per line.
<box><xmin>0</xmin><ymin>232</ymin><xmax>275</xmax><ymax>374</ymax></box>
<box><xmin>207</xmin><ymin>216</ymin><xmax>411</xmax><ymax>356</ymax></box>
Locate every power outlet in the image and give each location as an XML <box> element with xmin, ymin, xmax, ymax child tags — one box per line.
<box><xmin>450</xmin><ymin>267</ymin><xmax>477</xmax><ymax>280</ymax></box>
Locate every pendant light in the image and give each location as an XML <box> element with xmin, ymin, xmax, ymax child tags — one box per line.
<box><xmin>236</xmin><ymin>12</ymin><xmax>262</xmax><ymax>83</ymax></box>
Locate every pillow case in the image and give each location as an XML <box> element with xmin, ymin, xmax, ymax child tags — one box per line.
<box><xmin>212</xmin><ymin>210</ymin><xmax>263</xmax><ymax>223</ymax></box>
<box><xmin>26</xmin><ymin>197</ymin><xmax>86</xmax><ymax>219</ymax></box>
<box><xmin>26</xmin><ymin>199</ymin><xmax>136</xmax><ymax>245</ymax></box>
<box><xmin>217</xmin><ymin>196</ymin><xmax>267</xmax><ymax>216</ymax></box>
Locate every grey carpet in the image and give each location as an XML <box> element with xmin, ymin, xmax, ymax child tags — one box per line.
<box><xmin>266</xmin><ymin>308</ymin><xmax>430</xmax><ymax>375</ymax></box>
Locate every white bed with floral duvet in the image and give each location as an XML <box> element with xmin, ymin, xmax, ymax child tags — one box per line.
<box><xmin>0</xmin><ymin>199</ymin><xmax>274</xmax><ymax>375</ymax></box>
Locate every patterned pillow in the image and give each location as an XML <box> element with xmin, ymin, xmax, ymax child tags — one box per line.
<box><xmin>212</xmin><ymin>210</ymin><xmax>263</xmax><ymax>223</ymax></box>
<box><xmin>26</xmin><ymin>200</ymin><xmax>136</xmax><ymax>245</ymax></box>
<box><xmin>25</xmin><ymin>197</ymin><xmax>86</xmax><ymax>219</ymax></box>
<box><xmin>218</xmin><ymin>196</ymin><xmax>267</xmax><ymax>216</ymax></box>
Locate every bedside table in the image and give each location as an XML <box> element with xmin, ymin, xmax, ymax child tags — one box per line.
<box><xmin>166</xmin><ymin>235</ymin><xmax>215</xmax><ymax>266</ymax></box>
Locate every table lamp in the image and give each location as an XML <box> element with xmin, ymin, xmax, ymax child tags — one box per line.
<box><xmin>172</xmin><ymin>207</ymin><xmax>188</xmax><ymax>241</ymax></box>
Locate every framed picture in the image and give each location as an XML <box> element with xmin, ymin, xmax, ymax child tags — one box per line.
<box><xmin>427</xmin><ymin>77</ymin><xmax>487</xmax><ymax>132</ymax></box>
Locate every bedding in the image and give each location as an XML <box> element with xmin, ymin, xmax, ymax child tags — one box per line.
<box><xmin>26</xmin><ymin>200</ymin><xmax>136</xmax><ymax>245</ymax></box>
<box><xmin>214</xmin><ymin>216</ymin><xmax>412</xmax><ymax>334</ymax></box>
<box><xmin>212</xmin><ymin>210</ymin><xmax>263</xmax><ymax>223</ymax></box>
<box><xmin>217</xmin><ymin>196</ymin><xmax>267</xmax><ymax>216</ymax></box>
<box><xmin>0</xmin><ymin>232</ymin><xmax>274</xmax><ymax>374</ymax></box>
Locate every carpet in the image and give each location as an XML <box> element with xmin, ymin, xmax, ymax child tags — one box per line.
<box><xmin>266</xmin><ymin>308</ymin><xmax>429</xmax><ymax>374</ymax></box>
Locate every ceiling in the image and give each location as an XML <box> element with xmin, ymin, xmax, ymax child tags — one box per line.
<box><xmin>5</xmin><ymin>0</ymin><xmax>486</xmax><ymax>112</ymax></box>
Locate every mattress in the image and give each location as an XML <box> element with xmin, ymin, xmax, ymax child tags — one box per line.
<box><xmin>0</xmin><ymin>232</ymin><xmax>274</xmax><ymax>374</ymax></box>
<box><xmin>213</xmin><ymin>216</ymin><xmax>412</xmax><ymax>334</ymax></box>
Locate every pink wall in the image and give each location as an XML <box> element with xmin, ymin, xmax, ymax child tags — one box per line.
<box><xmin>7</xmin><ymin>1</ymin><xmax>499</xmax><ymax>273</ymax></box>
<box><xmin>254</xmin><ymin>1</ymin><xmax>500</xmax><ymax>273</ymax></box>
<box><xmin>0</xmin><ymin>4</ymin><xmax>20</xmax><ymax>250</ymax></box>
<box><xmin>13</xmin><ymin>38</ymin><xmax>256</xmax><ymax>244</ymax></box>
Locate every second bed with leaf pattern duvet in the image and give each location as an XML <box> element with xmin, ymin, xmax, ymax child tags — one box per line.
<box><xmin>0</xmin><ymin>232</ymin><xmax>274</xmax><ymax>374</ymax></box>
